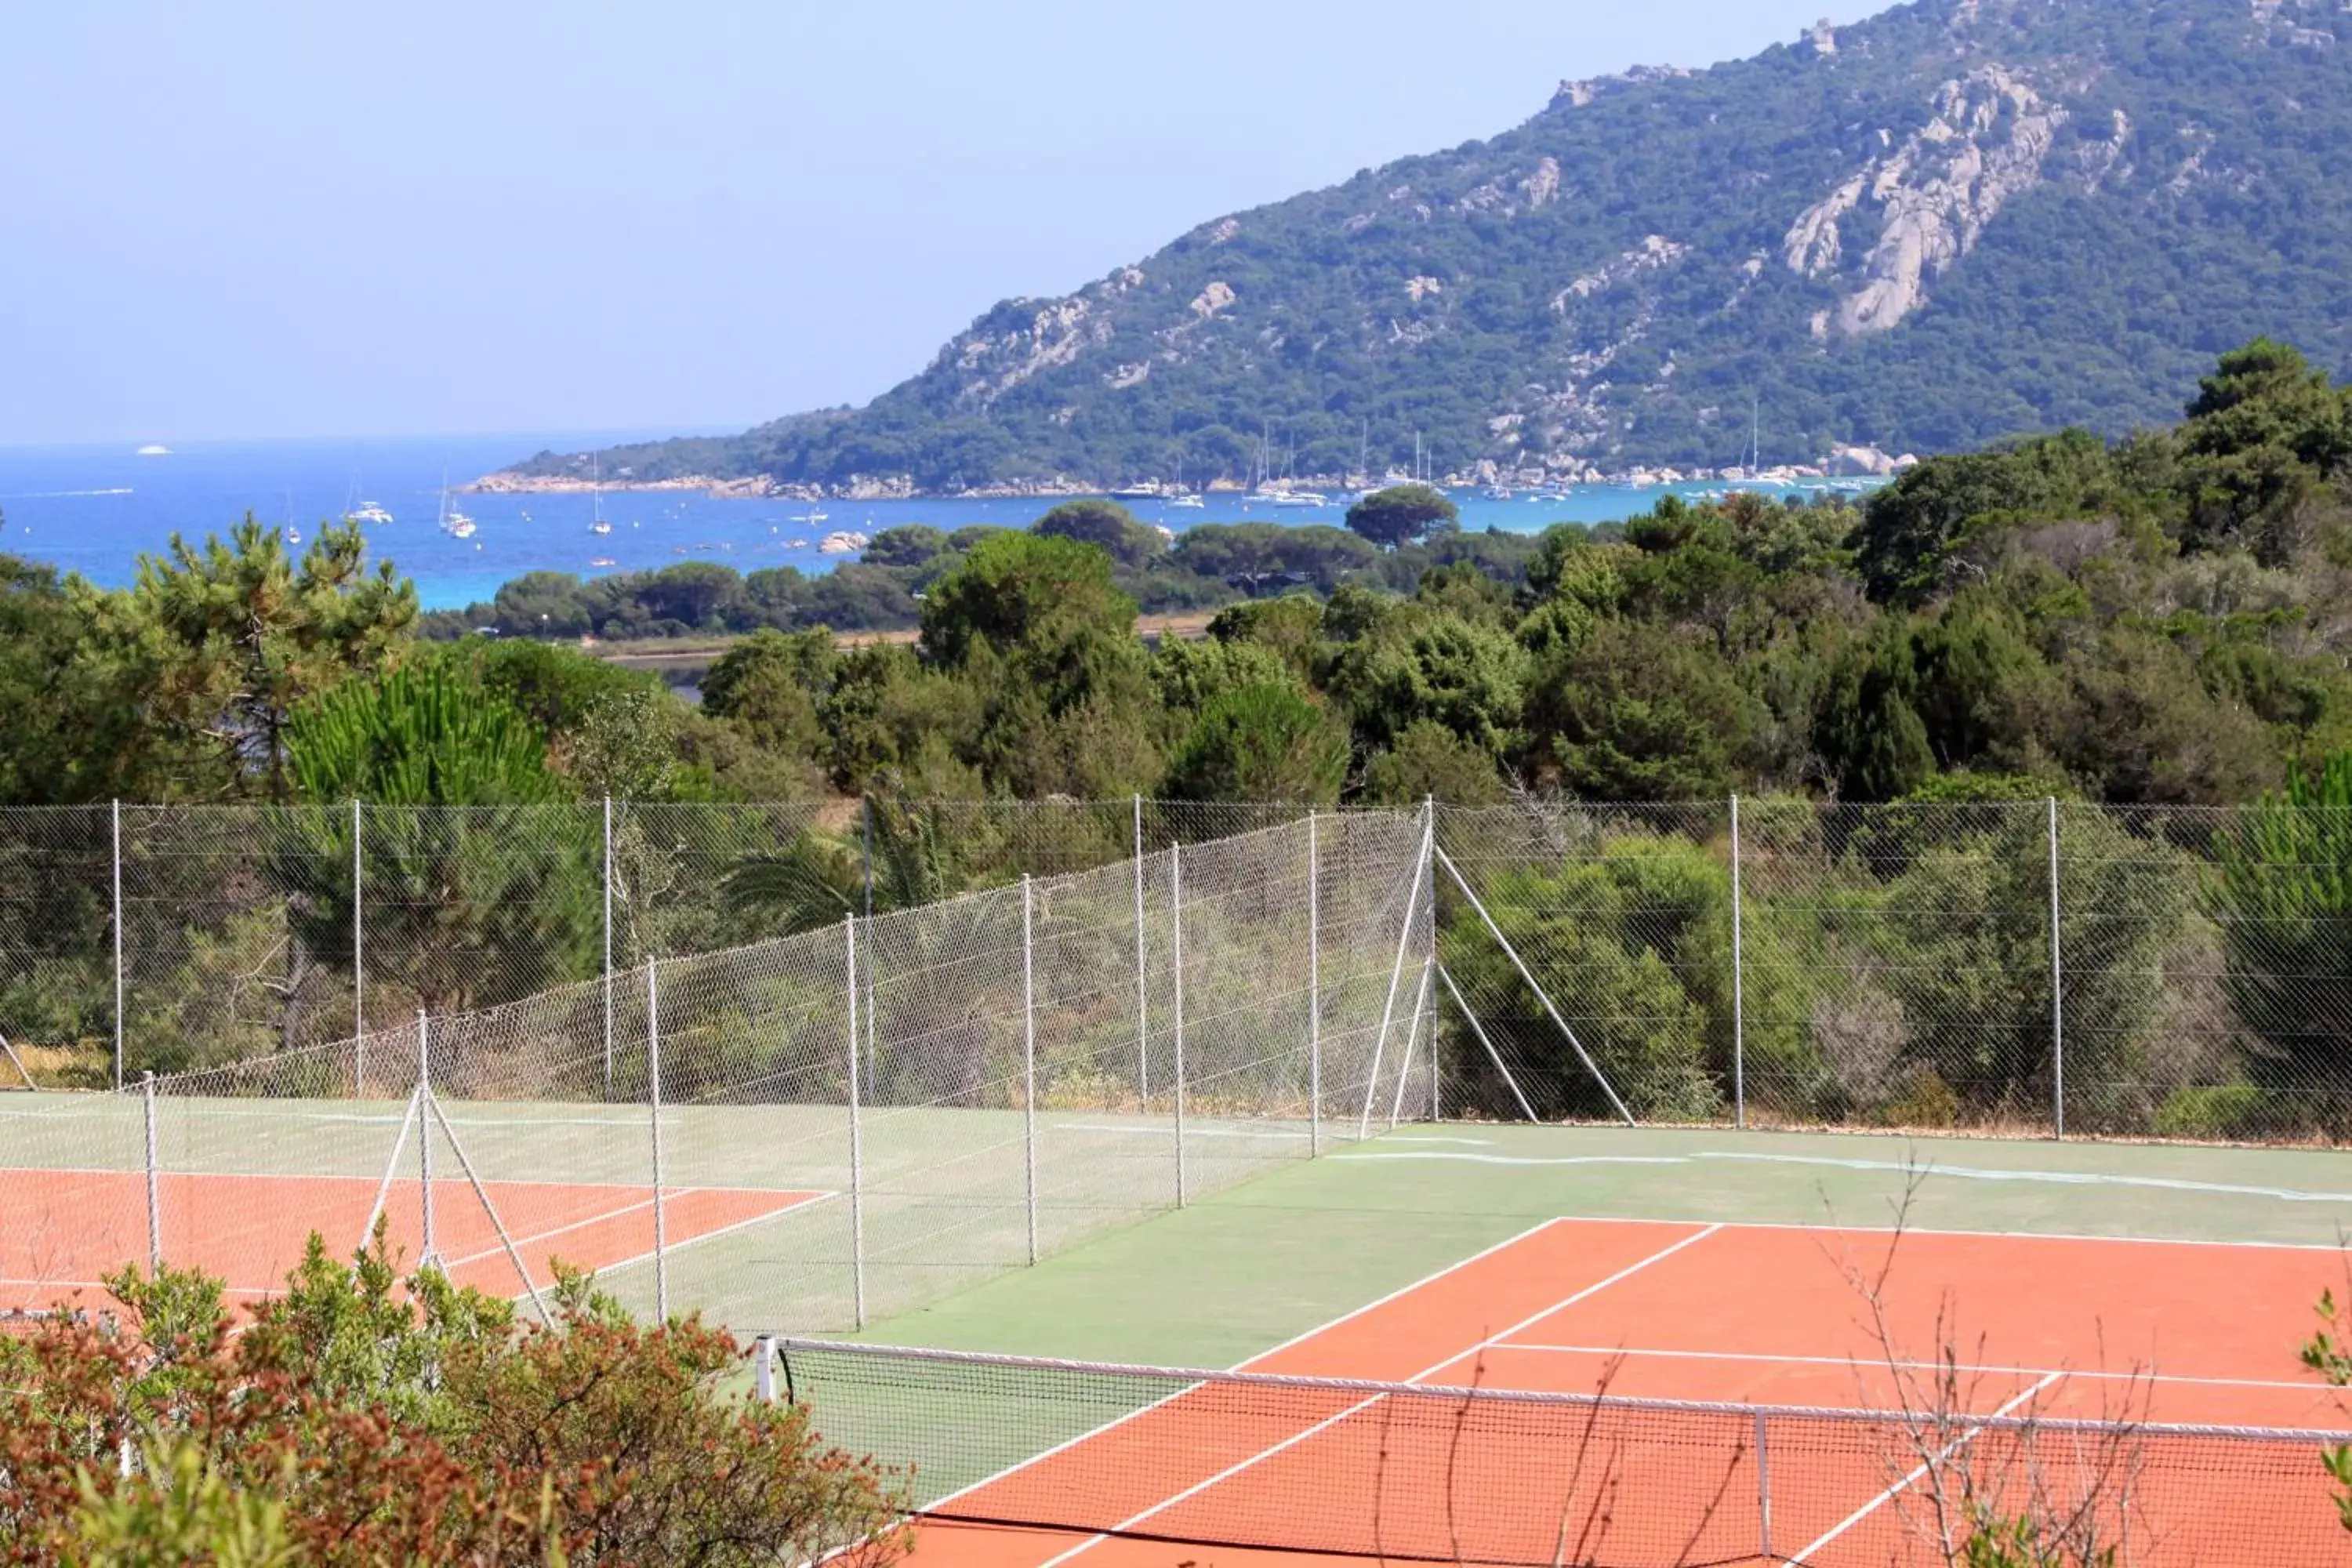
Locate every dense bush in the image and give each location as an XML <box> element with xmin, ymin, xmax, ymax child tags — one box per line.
<box><xmin>0</xmin><ymin>1233</ymin><xmax>906</xmax><ymax>1565</ymax></box>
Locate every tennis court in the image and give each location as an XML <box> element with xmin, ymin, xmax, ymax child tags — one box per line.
<box><xmin>776</xmin><ymin>1126</ymin><xmax>2352</xmax><ymax>1566</ymax></box>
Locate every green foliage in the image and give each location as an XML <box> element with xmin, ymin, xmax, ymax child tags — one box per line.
<box><xmin>1441</xmin><ymin>839</ymin><xmax>1727</xmax><ymax>1120</ymax></box>
<box><xmin>701</xmin><ymin>626</ymin><xmax>839</xmax><ymax>757</ymax></box>
<box><xmin>2303</xmin><ymin>1286</ymin><xmax>2352</xmax><ymax>1535</ymax></box>
<box><xmin>2212</xmin><ymin>750</ymin><xmax>2352</xmax><ymax>1123</ymax></box>
<box><xmin>1362</xmin><ymin>720</ymin><xmax>1508</xmax><ymax>806</ymax></box>
<box><xmin>1345</xmin><ymin>485</ymin><xmax>1461</xmax><ymax>550</ymax></box>
<box><xmin>1163</xmin><ymin>683</ymin><xmax>1348</xmax><ymax>805</ymax></box>
<box><xmin>1524</xmin><ymin>621</ymin><xmax>1763</xmax><ymax>799</ymax></box>
<box><xmin>278</xmin><ymin>662</ymin><xmax>596</xmax><ymax>1010</ymax></box>
<box><xmin>0</xmin><ymin>1233</ymin><xmax>907</xmax><ymax>1567</ymax></box>
<box><xmin>127</xmin><ymin>516</ymin><xmax>419</xmax><ymax>797</ymax></box>
<box><xmin>1033</xmin><ymin>499</ymin><xmax>1167</xmax><ymax>566</ymax></box>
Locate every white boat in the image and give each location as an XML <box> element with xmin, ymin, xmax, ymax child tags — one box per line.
<box><xmin>1268</xmin><ymin>491</ymin><xmax>1329</xmax><ymax>508</ymax></box>
<box><xmin>1109</xmin><ymin>484</ymin><xmax>1163</xmax><ymax>501</ymax></box>
<box><xmin>789</xmin><ymin>510</ymin><xmax>831</xmax><ymax>524</ymax></box>
<box><xmin>135</xmin><ymin>444</ymin><xmax>171</xmax><ymax>457</ymax></box>
<box><xmin>447</xmin><ymin>512</ymin><xmax>477</xmax><ymax>539</ymax></box>
<box><xmin>1168</xmin><ymin>493</ymin><xmax>1206</xmax><ymax>510</ymax></box>
<box><xmin>285</xmin><ymin>527</ymin><xmax>301</xmax><ymax>545</ymax></box>
<box><xmin>349</xmin><ymin>502</ymin><xmax>394</xmax><ymax>525</ymax></box>
<box><xmin>590</xmin><ymin>456</ymin><xmax>612</xmax><ymax>536</ymax></box>
<box><xmin>818</xmin><ymin>530</ymin><xmax>869</xmax><ymax>555</ymax></box>
<box><xmin>588</xmin><ymin>555</ymin><xmax>618</xmax><ymax>568</ymax></box>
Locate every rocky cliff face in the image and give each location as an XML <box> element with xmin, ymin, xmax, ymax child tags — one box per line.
<box><xmin>514</xmin><ymin>0</ymin><xmax>2352</xmax><ymax>494</ymax></box>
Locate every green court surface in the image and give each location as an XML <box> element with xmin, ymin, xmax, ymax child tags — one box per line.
<box><xmin>851</xmin><ymin>1122</ymin><xmax>2352</xmax><ymax>1367</ymax></box>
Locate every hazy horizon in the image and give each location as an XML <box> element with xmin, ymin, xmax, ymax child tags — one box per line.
<box><xmin>5</xmin><ymin>1</ymin><xmax>1874</xmax><ymax>447</ymax></box>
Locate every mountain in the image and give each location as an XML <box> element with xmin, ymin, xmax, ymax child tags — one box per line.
<box><xmin>499</xmin><ymin>0</ymin><xmax>2352</xmax><ymax>494</ymax></box>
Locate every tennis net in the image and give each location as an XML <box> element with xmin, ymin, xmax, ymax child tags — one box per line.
<box><xmin>767</xmin><ymin>1338</ymin><xmax>2350</xmax><ymax>1566</ymax></box>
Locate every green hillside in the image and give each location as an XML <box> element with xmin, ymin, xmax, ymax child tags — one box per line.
<box><xmin>504</xmin><ymin>0</ymin><xmax>2352</xmax><ymax>492</ymax></box>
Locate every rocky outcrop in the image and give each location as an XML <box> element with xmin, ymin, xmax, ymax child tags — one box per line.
<box><xmin>1549</xmin><ymin>64</ymin><xmax>1690</xmax><ymax>111</ymax></box>
<box><xmin>1784</xmin><ymin>67</ymin><xmax>2068</xmax><ymax>336</ymax></box>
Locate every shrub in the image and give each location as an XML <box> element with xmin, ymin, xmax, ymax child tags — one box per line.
<box><xmin>2150</xmin><ymin>1082</ymin><xmax>2270</xmax><ymax>1142</ymax></box>
<box><xmin>0</xmin><ymin>1229</ymin><xmax>907</xmax><ymax>1566</ymax></box>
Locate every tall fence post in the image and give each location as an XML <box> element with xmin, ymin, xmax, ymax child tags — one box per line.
<box><xmin>111</xmin><ymin>798</ymin><xmax>123</xmax><ymax>1091</ymax></box>
<box><xmin>1307</xmin><ymin>810</ymin><xmax>1321</xmax><ymax>1156</ymax></box>
<box><xmin>862</xmin><ymin>796</ymin><xmax>877</xmax><ymax>1092</ymax></box>
<box><xmin>416</xmin><ymin>1009</ymin><xmax>434</xmax><ymax>1267</ymax></box>
<box><xmin>1022</xmin><ymin>874</ymin><xmax>1040</xmax><ymax>1265</ymax></box>
<box><xmin>1359</xmin><ymin>804</ymin><xmax>1434</xmax><ymax>1138</ymax></box>
<box><xmin>1134</xmin><ymin>793</ymin><xmax>1149</xmax><ymax>1104</ymax></box>
<box><xmin>352</xmin><ymin>799</ymin><xmax>365</xmax><ymax>1040</ymax></box>
<box><xmin>845</xmin><ymin>916</ymin><xmax>865</xmax><ymax>1329</ymax></box>
<box><xmin>142</xmin><ymin>1069</ymin><xmax>161</xmax><ymax>1274</ymax></box>
<box><xmin>601</xmin><ymin>797</ymin><xmax>614</xmax><ymax>1097</ymax></box>
<box><xmin>2048</xmin><ymin>796</ymin><xmax>2065</xmax><ymax>1141</ymax></box>
<box><xmin>1730</xmin><ymin>793</ymin><xmax>1746</xmax><ymax>1131</ymax></box>
<box><xmin>1755</xmin><ymin>1410</ymin><xmax>1773</xmax><ymax>1560</ymax></box>
<box><xmin>1171</xmin><ymin>843</ymin><xmax>1187</xmax><ymax>1208</ymax></box>
<box><xmin>648</xmin><ymin>961</ymin><xmax>668</xmax><ymax>1319</ymax></box>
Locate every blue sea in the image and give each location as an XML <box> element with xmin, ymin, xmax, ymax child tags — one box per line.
<box><xmin>0</xmin><ymin>434</ymin><xmax>1875</xmax><ymax>612</ymax></box>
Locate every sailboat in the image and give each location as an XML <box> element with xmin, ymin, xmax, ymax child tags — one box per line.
<box><xmin>590</xmin><ymin>456</ymin><xmax>613</xmax><ymax>535</ymax></box>
<box><xmin>436</xmin><ymin>470</ymin><xmax>477</xmax><ymax>539</ymax></box>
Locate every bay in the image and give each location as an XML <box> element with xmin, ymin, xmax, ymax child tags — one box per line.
<box><xmin>0</xmin><ymin>434</ymin><xmax>1881</xmax><ymax>612</ymax></box>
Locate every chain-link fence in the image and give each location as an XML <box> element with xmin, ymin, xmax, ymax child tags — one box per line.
<box><xmin>1431</xmin><ymin>797</ymin><xmax>2352</xmax><ymax>1142</ymax></box>
<box><xmin>14</xmin><ymin>794</ymin><xmax>2352</xmax><ymax>1147</ymax></box>
<box><xmin>2</xmin><ymin>808</ymin><xmax>1434</xmax><ymax>1333</ymax></box>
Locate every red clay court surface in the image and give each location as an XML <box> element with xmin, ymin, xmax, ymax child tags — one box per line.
<box><xmin>904</xmin><ymin>1217</ymin><xmax>2352</xmax><ymax>1567</ymax></box>
<box><xmin>2</xmin><ymin>1168</ymin><xmax>827</xmax><ymax>1312</ymax></box>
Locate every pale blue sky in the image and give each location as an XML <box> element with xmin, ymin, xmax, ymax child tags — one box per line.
<box><xmin>1</xmin><ymin>2</ymin><xmax>1875</xmax><ymax>445</ymax></box>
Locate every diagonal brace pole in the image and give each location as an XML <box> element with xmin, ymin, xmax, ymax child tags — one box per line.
<box><xmin>1432</xmin><ymin>844</ymin><xmax>1635</xmax><ymax>1127</ymax></box>
<box><xmin>426</xmin><ymin>1091</ymin><xmax>552</xmax><ymax>1324</ymax></box>
<box><xmin>1436</xmin><ymin>961</ymin><xmax>1539</xmax><ymax>1123</ymax></box>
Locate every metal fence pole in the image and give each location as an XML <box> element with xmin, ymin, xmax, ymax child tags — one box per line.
<box><xmin>1022</xmin><ymin>874</ymin><xmax>1040</xmax><ymax>1265</ymax></box>
<box><xmin>141</xmin><ymin>1070</ymin><xmax>160</xmax><ymax>1273</ymax></box>
<box><xmin>416</xmin><ymin>1009</ymin><xmax>434</xmax><ymax>1266</ymax></box>
<box><xmin>352</xmin><ymin>799</ymin><xmax>365</xmax><ymax>1040</ymax></box>
<box><xmin>1730</xmin><ymin>793</ymin><xmax>1746</xmax><ymax>1131</ymax></box>
<box><xmin>862</xmin><ymin>797</ymin><xmax>877</xmax><ymax>1092</ymax></box>
<box><xmin>648</xmin><ymin>960</ymin><xmax>668</xmax><ymax>1319</ymax></box>
<box><xmin>1307</xmin><ymin>810</ymin><xmax>1321</xmax><ymax>1156</ymax></box>
<box><xmin>111</xmin><ymin>799</ymin><xmax>123</xmax><ymax>1090</ymax></box>
<box><xmin>2048</xmin><ymin>795</ymin><xmax>2065</xmax><ymax>1141</ymax></box>
<box><xmin>845</xmin><ymin>916</ymin><xmax>865</xmax><ymax>1329</ymax></box>
<box><xmin>1133</xmin><ymin>793</ymin><xmax>1149</xmax><ymax>1103</ymax></box>
<box><xmin>1755</xmin><ymin>1410</ymin><xmax>1773</xmax><ymax>1560</ymax></box>
<box><xmin>602</xmin><ymin>797</ymin><xmax>614</xmax><ymax>1098</ymax></box>
<box><xmin>1171</xmin><ymin>843</ymin><xmax>1187</xmax><ymax>1208</ymax></box>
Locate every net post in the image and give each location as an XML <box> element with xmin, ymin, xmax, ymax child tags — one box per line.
<box><xmin>1755</xmin><ymin>1408</ymin><xmax>1772</xmax><ymax>1560</ymax></box>
<box><xmin>648</xmin><ymin>960</ymin><xmax>668</xmax><ymax>1320</ymax></box>
<box><xmin>141</xmin><ymin>1069</ymin><xmax>160</xmax><ymax>1274</ymax></box>
<box><xmin>1171</xmin><ymin>842</ymin><xmax>1187</xmax><ymax>1207</ymax></box>
<box><xmin>753</xmin><ymin>1334</ymin><xmax>776</xmax><ymax>1403</ymax></box>
<box><xmin>1307</xmin><ymin>810</ymin><xmax>1321</xmax><ymax>1156</ymax></box>
<box><xmin>111</xmin><ymin>798</ymin><xmax>123</xmax><ymax>1091</ymax></box>
<box><xmin>844</xmin><ymin>916</ymin><xmax>865</xmax><ymax>1330</ymax></box>
<box><xmin>1022</xmin><ymin>873</ymin><xmax>1040</xmax><ymax>1265</ymax></box>
<box><xmin>1133</xmin><ymin>793</ymin><xmax>1148</xmax><ymax>1104</ymax></box>
<box><xmin>1730</xmin><ymin>793</ymin><xmax>1746</xmax><ymax>1130</ymax></box>
<box><xmin>601</xmin><ymin>796</ymin><xmax>614</xmax><ymax>1098</ymax></box>
<box><xmin>2048</xmin><ymin>795</ymin><xmax>2064</xmax><ymax>1140</ymax></box>
<box><xmin>416</xmin><ymin>1008</ymin><xmax>435</xmax><ymax>1267</ymax></box>
<box><xmin>352</xmin><ymin>798</ymin><xmax>365</xmax><ymax>1042</ymax></box>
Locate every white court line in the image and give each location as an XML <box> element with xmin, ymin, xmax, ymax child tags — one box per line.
<box><xmin>497</xmin><ymin>1189</ymin><xmax>844</xmax><ymax>1292</ymax></box>
<box><xmin>436</xmin><ymin>1185</ymin><xmax>833</xmax><ymax>1274</ymax></box>
<box><xmin>1030</xmin><ymin>1223</ymin><xmax>1725</xmax><ymax>1568</ymax></box>
<box><xmin>1054</xmin><ymin>1123</ymin><xmax>1308</xmax><ymax>1142</ymax></box>
<box><xmin>916</xmin><ymin>1215</ymin><xmax>1581</xmax><ymax>1519</ymax></box>
<box><xmin>1495</xmin><ymin>1341</ymin><xmax>2324</xmax><ymax>1395</ymax></box>
<box><xmin>1333</xmin><ymin>1147</ymin><xmax>2352</xmax><ymax>1208</ymax></box>
<box><xmin>1464</xmin><ymin>1209</ymin><xmax>2352</xmax><ymax>1256</ymax></box>
<box><xmin>1791</xmin><ymin>1371</ymin><xmax>2064</xmax><ymax>1563</ymax></box>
